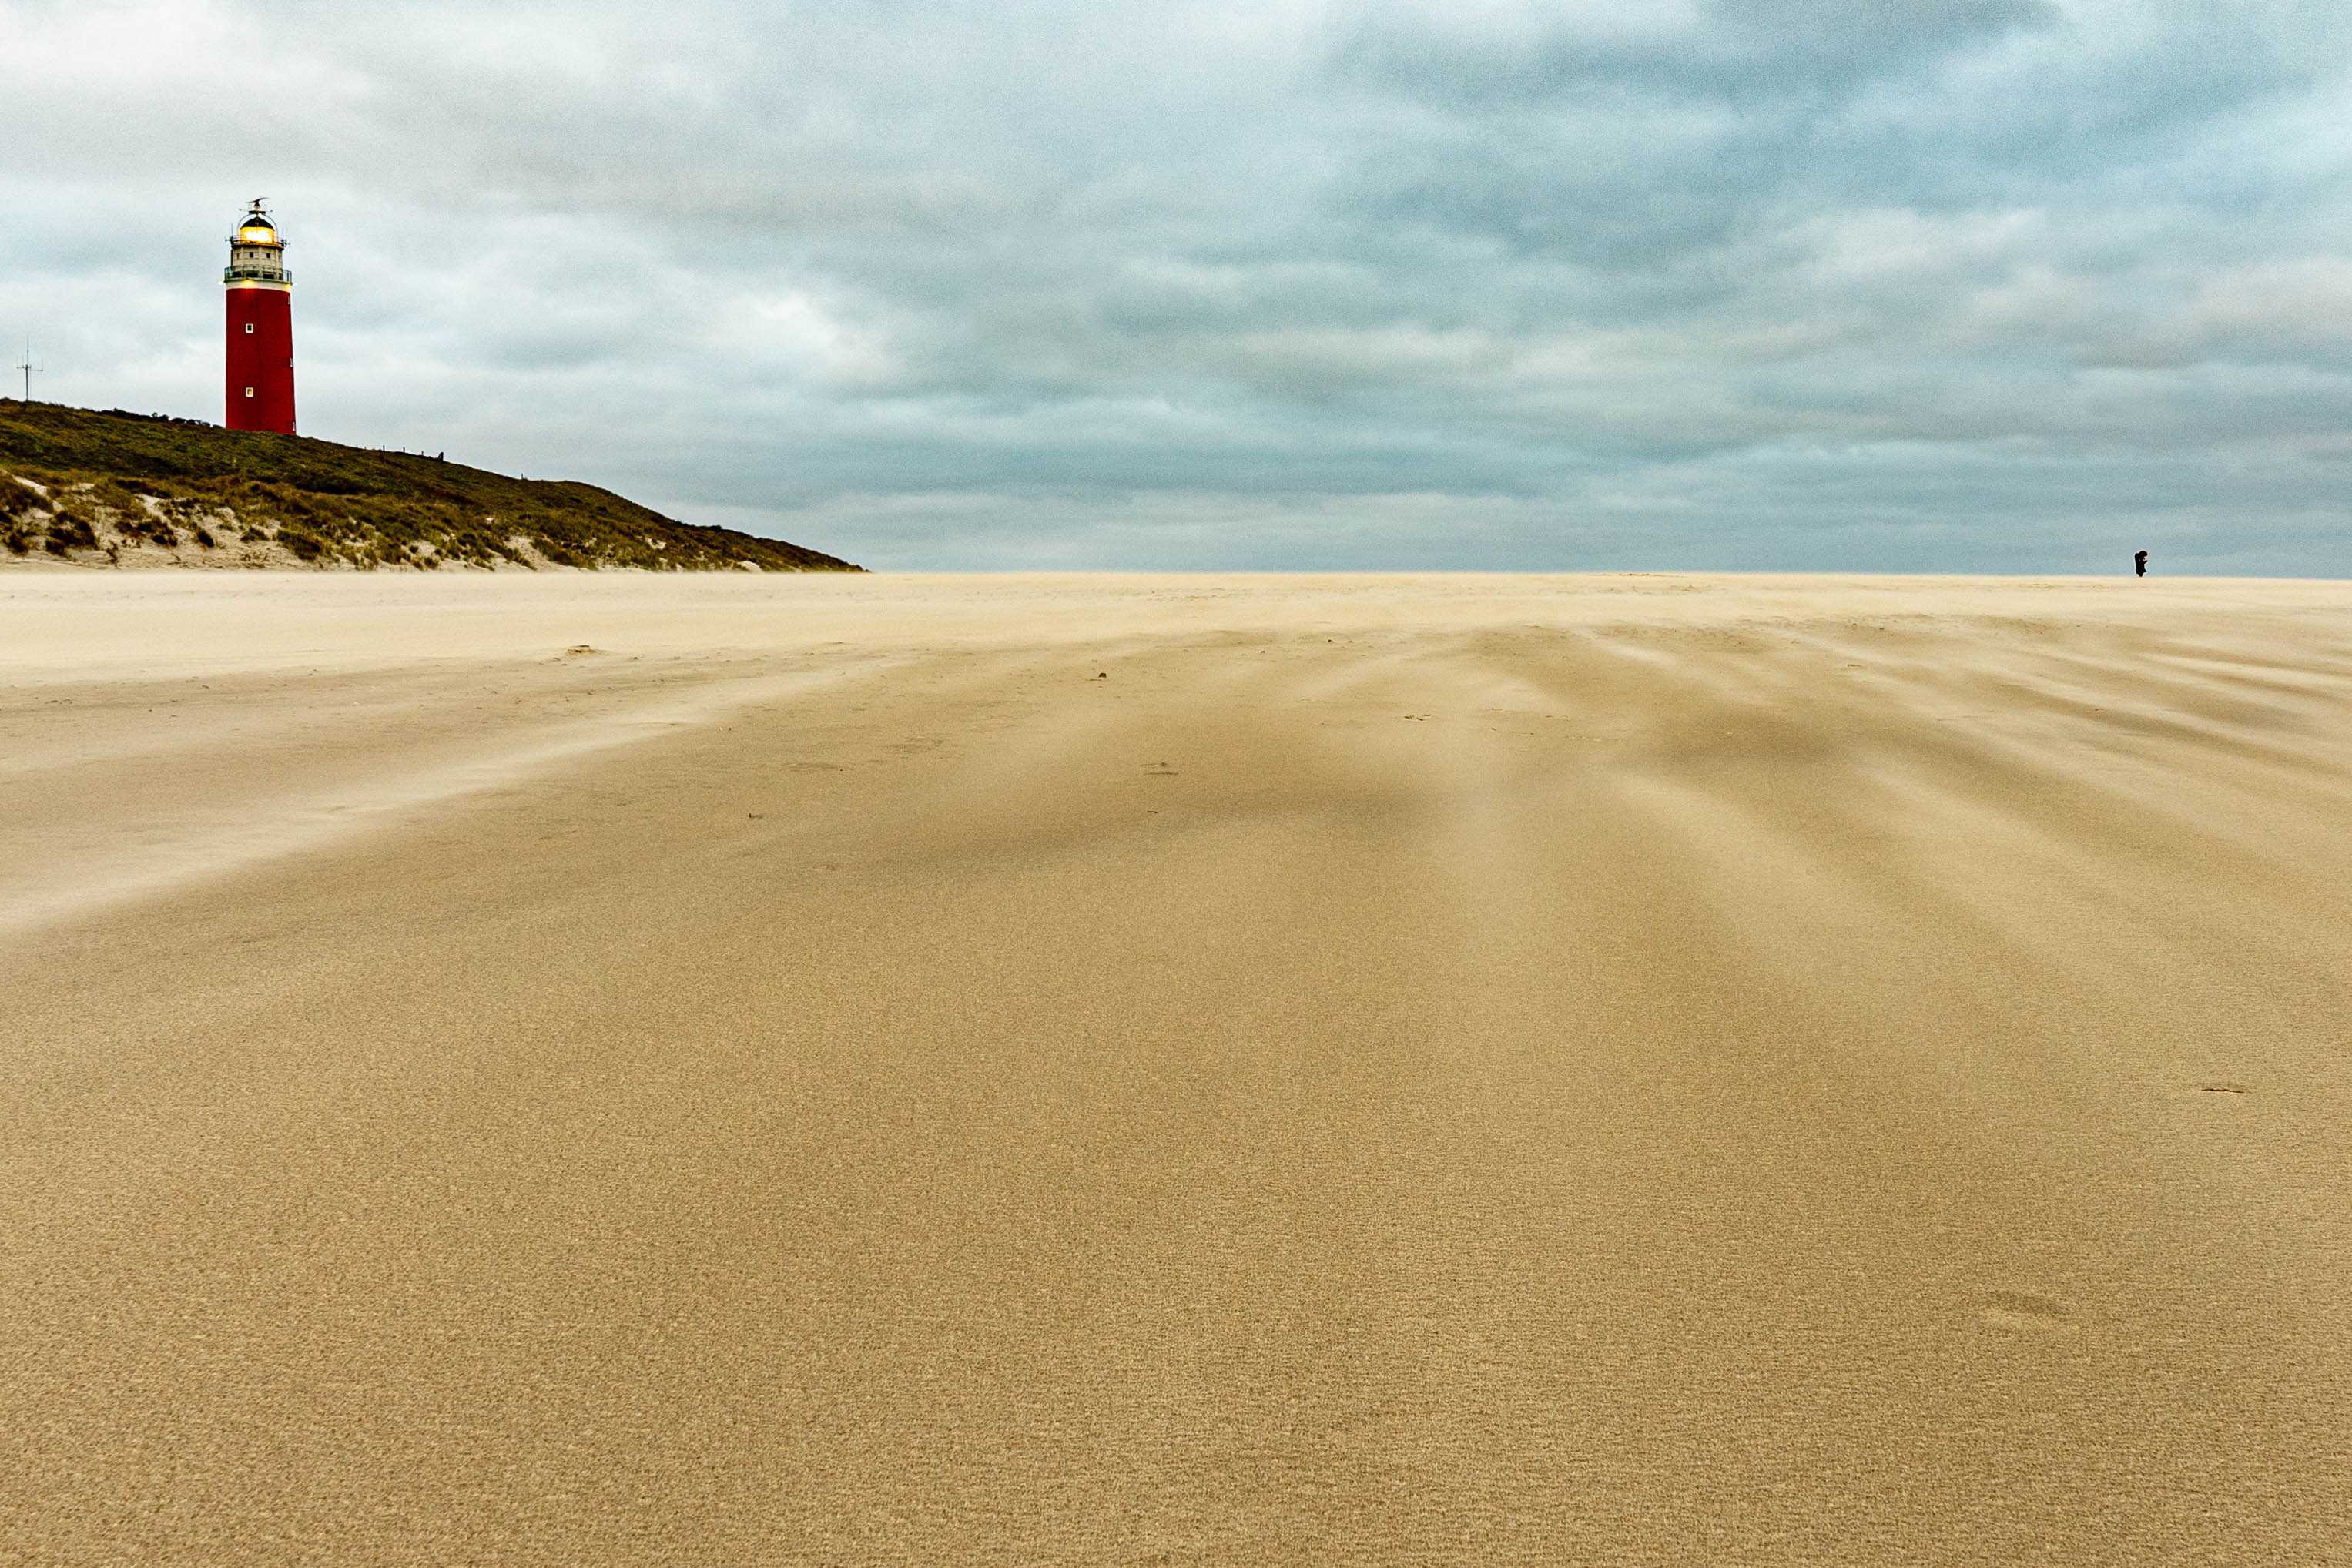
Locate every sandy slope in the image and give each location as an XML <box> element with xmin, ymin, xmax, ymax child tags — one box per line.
<box><xmin>3</xmin><ymin>572</ymin><xmax>2348</xmax><ymax>1565</ymax></box>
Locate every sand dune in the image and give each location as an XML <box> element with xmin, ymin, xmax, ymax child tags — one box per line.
<box><xmin>4</xmin><ymin>572</ymin><xmax>2349</xmax><ymax>1563</ymax></box>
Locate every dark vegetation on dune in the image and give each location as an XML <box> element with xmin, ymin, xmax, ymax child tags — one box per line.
<box><xmin>0</xmin><ymin>402</ymin><xmax>859</xmax><ymax>571</ymax></box>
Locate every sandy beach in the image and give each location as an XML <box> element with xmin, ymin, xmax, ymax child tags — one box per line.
<box><xmin>2</xmin><ymin>571</ymin><xmax>2348</xmax><ymax>1564</ymax></box>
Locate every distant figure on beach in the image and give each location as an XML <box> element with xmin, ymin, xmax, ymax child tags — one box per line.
<box><xmin>2134</xmin><ymin>550</ymin><xmax>2149</xmax><ymax>578</ymax></box>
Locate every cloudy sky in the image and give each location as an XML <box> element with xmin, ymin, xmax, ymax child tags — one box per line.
<box><xmin>3</xmin><ymin>0</ymin><xmax>2347</xmax><ymax>571</ymax></box>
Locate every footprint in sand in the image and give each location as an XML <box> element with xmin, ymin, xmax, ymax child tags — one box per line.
<box><xmin>1980</xmin><ymin>1290</ymin><xmax>2080</xmax><ymax>1336</ymax></box>
<box><xmin>1144</xmin><ymin>761</ymin><xmax>1179</xmax><ymax>776</ymax></box>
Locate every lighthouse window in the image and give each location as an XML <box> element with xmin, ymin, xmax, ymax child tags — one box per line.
<box><xmin>244</xmin><ymin>387</ymin><xmax>255</xmax><ymax>397</ymax></box>
<box><xmin>244</xmin><ymin>323</ymin><xmax>255</xmax><ymax>334</ymax></box>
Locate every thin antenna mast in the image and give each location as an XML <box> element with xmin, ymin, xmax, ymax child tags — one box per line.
<box><xmin>12</xmin><ymin>338</ymin><xmax>40</xmax><ymax>403</ymax></box>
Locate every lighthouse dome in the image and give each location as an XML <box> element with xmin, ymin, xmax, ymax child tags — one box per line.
<box><xmin>236</xmin><ymin>216</ymin><xmax>280</xmax><ymax>244</ymax></box>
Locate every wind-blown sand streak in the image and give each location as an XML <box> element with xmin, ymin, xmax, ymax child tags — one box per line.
<box><xmin>3</xmin><ymin>573</ymin><xmax>2349</xmax><ymax>1564</ymax></box>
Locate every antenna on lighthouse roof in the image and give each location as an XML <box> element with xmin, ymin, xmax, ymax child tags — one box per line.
<box><xmin>12</xmin><ymin>337</ymin><xmax>40</xmax><ymax>404</ymax></box>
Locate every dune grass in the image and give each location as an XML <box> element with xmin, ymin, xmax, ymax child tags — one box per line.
<box><xmin>0</xmin><ymin>402</ymin><xmax>859</xmax><ymax>571</ymax></box>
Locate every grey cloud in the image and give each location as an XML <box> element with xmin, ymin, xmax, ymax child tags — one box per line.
<box><xmin>1333</xmin><ymin>0</ymin><xmax>2062</xmax><ymax>109</ymax></box>
<box><xmin>2</xmin><ymin>0</ymin><xmax>2348</xmax><ymax>571</ymax></box>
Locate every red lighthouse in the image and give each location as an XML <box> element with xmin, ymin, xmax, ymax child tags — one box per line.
<box><xmin>224</xmin><ymin>199</ymin><xmax>295</xmax><ymax>433</ymax></box>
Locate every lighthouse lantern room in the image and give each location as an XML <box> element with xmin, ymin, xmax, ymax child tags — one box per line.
<box><xmin>224</xmin><ymin>199</ymin><xmax>296</xmax><ymax>433</ymax></box>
